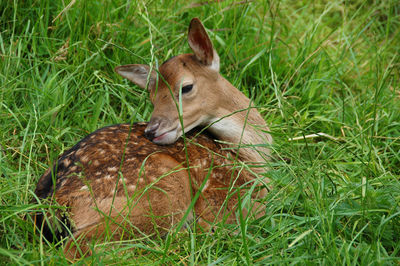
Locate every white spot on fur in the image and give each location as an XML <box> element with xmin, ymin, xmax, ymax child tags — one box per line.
<box><xmin>201</xmin><ymin>179</ymin><xmax>210</xmax><ymax>192</ymax></box>
<box><xmin>128</xmin><ymin>184</ymin><xmax>136</xmax><ymax>191</ymax></box>
<box><xmin>80</xmin><ymin>185</ymin><xmax>89</xmax><ymax>191</ymax></box>
<box><xmin>80</xmin><ymin>155</ymin><xmax>89</xmax><ymax>163</ymax></box>
<box><xmin>104</xmin><ymin>174</ymin><xmax>112</xmax><ymax>180</ymax></box>
<box><xmin>63</xmin><ymin>159</ymin><xmax>71</xmax><ymax>167</ymax></box>
<box><xmin>60</xmin><ymin>179</ymin><xmax>67</xmax><ymax>187</ymax></box>
<box><xmin>107</xmin><ymin>166</ymin><xmax>118</xmax><ymax>172</ymax></box>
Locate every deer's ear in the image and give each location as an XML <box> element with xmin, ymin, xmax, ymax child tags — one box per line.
<box><xmin>115</xmin><ymin>64</ymin><xmax>157</xmax><ymax>90</ymax></box>
<box><xmin>188</xmin><ymin>18</ymin><xmax>220</xmax><ymax>71</ymax></box>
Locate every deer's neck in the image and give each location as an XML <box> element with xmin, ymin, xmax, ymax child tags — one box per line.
<box><xmin>205</xmin><ymin>78</ymin><xmax>272</xmax><ymax>164</ymax></box>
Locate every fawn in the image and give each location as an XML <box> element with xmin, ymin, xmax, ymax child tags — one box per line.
<box><xmin>34</xmin><ymin>18</ymin><xmax>273</xmax><ymax>260</ymax></box>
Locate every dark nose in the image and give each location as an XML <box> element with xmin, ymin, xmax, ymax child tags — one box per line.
<box><xmin>144</xmin><ymin>119</ymin><xmax>160</xmax><ymax>141</ymax></box>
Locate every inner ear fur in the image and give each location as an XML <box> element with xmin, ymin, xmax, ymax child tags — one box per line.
<box><xmin>188</xmin><ymin>18</ymin><xmax>219</xmax><ymax>71</ymax></box>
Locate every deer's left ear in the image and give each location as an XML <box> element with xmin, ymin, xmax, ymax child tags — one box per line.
<box><xmin>188</xmin><ymin>18</ymin><xmax>220</xmax><ymax>72</ymax></box>
<box><xmin>115</xmin><ymin>64</ymin><xmax>157</xmax><ymax>91</ymax></box>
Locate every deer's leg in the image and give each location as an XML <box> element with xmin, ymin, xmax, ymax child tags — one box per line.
<box><xmin>194</xmin><ymin>179</ymin><xmax>267</xmax><ymax>232</ymax></box>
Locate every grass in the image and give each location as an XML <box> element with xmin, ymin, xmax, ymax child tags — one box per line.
<box><xmin>1</xmin><ymin>0</ymin><xmax>399</xmax><ymax>264</ymax></box>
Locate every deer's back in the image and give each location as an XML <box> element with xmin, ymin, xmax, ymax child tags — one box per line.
<box><xmin>34</xmin><ymin>123</ymin><xmax>243</xmax><ymax>241</ymax></box>
<box><xmin>35</xmin><ymin>122</ymin><xmax>236</xmax><ymax>198</ymax></box>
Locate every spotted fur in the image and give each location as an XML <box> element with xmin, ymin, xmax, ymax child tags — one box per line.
<box><xmin>34</xmin><ymin>123</ymin><xmax>265</xmax><ymax>259</ymax></box>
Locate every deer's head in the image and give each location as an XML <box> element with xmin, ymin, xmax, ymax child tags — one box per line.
<box><xmin>115</xmin><ymin>18</ymin><xmax>223</xmax><ymax>144</ymax></box>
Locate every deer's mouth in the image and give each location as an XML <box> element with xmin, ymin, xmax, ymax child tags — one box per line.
<box><xmin>153</xmin><ymin>127</ymin><xmax>179</xmax><ymax>144</ymax></box>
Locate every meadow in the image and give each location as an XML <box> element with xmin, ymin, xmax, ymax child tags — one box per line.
<box><xmin>1</xmin><ymin>0</ymin><xmax>399</xmax><ymax>264</ymax></box>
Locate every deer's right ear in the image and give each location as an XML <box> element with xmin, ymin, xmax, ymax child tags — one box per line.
<box><xmin>188</xmin><ymin>18</ymin><xmax>220</xmax><ymax>72</ymax></box>
<box><xmin>115</xmin><ymin>64</ymin><xmax>157</xmax><ymax>90</ymax></box>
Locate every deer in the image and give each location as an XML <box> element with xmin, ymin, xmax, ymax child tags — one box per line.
<box><xmin>33</xmin><ymin>18</ymin><xmax>273</xmax><ymax>260</ymax></box>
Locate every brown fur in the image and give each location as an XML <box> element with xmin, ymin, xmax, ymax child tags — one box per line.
<box><xmin>35</xmin><ymin>123</ymin><xmax>263</xmax><ymax>260</ymax></box>
<box><xmin>34</xmin><ymin>18</ymin><xmax>272</xmax><ymax>261</ymax></box>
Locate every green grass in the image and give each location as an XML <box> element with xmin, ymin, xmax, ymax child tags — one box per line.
<box><xmin>1</xmin><ymin>0</ymin><xmax>400</xmax><ymax>264</ymax></box>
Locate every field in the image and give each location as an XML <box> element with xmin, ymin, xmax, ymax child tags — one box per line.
<box><xmin>1</xmin><ymin>0</ymin><xmax>399</xmax><ymax>264</ymax></box>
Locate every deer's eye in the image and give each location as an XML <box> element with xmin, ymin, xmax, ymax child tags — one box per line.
<box><xmin>182</xmin><ymin>84</ymin><xmax>193</xmax><ymax>94</ymax></box>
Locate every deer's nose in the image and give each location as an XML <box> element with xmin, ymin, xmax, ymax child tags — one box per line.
<box><xmin>144</xmin><ymin>120</ymin><xmax>160</xmax><ymax>141</ymax></box>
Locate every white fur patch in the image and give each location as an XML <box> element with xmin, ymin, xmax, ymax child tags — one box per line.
<box><xmin>107</xmin><ymin>166</ymin><xmax>118</xmax><ymax>172</ymax></box>
<box><xmin>128</xmin><ymin>184</ymin><xmax>137</xmax><ymax>191</ymax></box>
<box><xmin>207</xmin><ymin>116</ymin><xmax>243</xmax><ymax>141</ymax></box>
<box><xmin>210</xmin><ymin>50</ymin><xmax>220</xmax><ymax>72</ymax></box>
<box><xmin>201</xmin><ymin>179</ymin><xmax>211</xmax><ymax>192</ymax></box>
